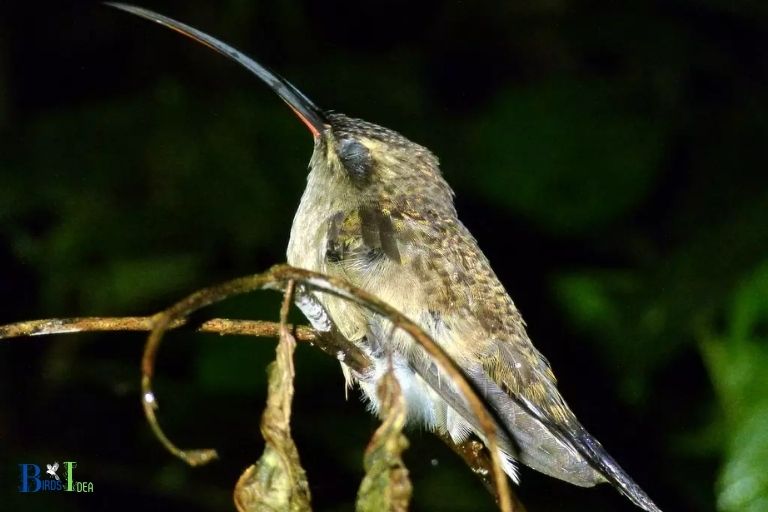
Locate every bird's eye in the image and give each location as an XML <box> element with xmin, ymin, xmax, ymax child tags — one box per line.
<box><xmin>338</xmin><ymin>138</ymin><xmax>372</xmax><ymax>180</ymax></box>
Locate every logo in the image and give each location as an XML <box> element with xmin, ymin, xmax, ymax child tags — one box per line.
<box><xmin>46</xmin><ymin>462</ymin><xmax>60</xmax><ymax>480</ymax></box>
<box><xmin>18</xmin><ymin>461</ymin><xmax>94</xmax><ymax>493</ymax></box>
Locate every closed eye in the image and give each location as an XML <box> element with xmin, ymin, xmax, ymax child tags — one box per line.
<box><xmin>337</xmin><ymin>138</ymin><xmax>372</xmax><ymax>181</ymax></box>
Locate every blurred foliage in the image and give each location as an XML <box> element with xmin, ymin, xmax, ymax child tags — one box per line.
<box><xmin>702</xmin><ymin>264</ymin><xmax>768</xmax><ymax>512</ymax></box>
<box><xmin>1</xmin><ymin>0</ymin><xmax>766</xmax><ymax>511</ymax></box>
<box><xmin>466</xmin><ymin>78</ymin><xmax>666</xmax><ymax>234</ymax></box>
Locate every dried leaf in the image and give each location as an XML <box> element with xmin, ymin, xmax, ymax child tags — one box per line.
<box><xmin>234</xmin><ymin>285</ymin><xmax>312</xmax><ymax>512</ymax></box>
<box><xmin>356</xmin><ymin>368</ymin><xmax>412</xmax><ymax>512</ymax></box>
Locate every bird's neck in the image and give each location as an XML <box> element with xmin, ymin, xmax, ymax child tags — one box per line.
<box><xmin>286</xmin><ymin>166</ymin><xmax>355</xmax><ymax>272</ymax></box>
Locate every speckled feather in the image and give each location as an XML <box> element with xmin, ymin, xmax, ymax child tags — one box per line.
<box><xmin>288</xmin><ymin>113</ymin><xmax>661</xmax><ymax>511</ymax></box>
<box><xmin>302</xmin><ymin>114</ymin><xmax>570</xmax><ymax>420</ymax></box>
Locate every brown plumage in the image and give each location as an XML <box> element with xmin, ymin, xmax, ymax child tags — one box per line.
<box><xmin>290</xmin><ymin>114</ymin><xmax>660</xmax><ymax>511</ymax></box>
<box><xmin>109</xmin><ymin>5</ymin><xmax>661</xmax><ymax>511</ymax></box>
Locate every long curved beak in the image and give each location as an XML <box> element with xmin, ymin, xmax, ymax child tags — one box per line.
<box><xmin>106</xmin><ymin>3</ymin><xmax>327</xmax><ymax>138</ymax></box>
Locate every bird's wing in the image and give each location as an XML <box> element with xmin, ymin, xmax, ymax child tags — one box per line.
<box><xmin>323</xmin><ymin>205</ymin><xmax>660</xmax><ymax>512</ymax></box>
<box><xmin>323</xmin><ymin>207</ymin><xmax>601</xmax><ymax>481</ymax></box>
<box><xmin>325</xmin><ymin>203</ymin><xmax>402</xmax><ymax>267</ymax></box>
<box><xmin>415</xmin><ymin>218</ymin><xmax>663</xmax><ymax>511</ymax></box>
<box><xmin>479</xmin><ymin>332</ymin><xmax>662</xmax><ymax>511</ymax></box>
<box><xmin>409</xmin><ymin>355</ymin><xmax>605</xmax><ymax>486</ymax></box>
<box><xmin>441</xmin><ymin>227</ymin><xmax>662</xmax><ymax>512</ymax></box>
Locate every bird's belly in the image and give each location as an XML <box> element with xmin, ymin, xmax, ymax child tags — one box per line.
<box><xmin>357</xmin><ymin>349</ymin><xmax>468</xmax><ymax>439</ymax></box>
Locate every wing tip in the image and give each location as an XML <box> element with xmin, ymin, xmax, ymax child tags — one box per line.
<box><xmin>574</xmin><ymin>428</ymin><xmax>663</xmax><ymax>512</ymax></box>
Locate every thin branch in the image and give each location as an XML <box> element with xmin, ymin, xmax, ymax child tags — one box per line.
<box><xmin>139</xmin><ymin>270</ymin><xmax>309</xmax><ymax>466</ymax></box>
<box><xmin>0</xmin><ymin>316</ymin><xmax>316</xmax><ymax>342</ymax></box>
<box><xmin>2</xmin><ymin>264</ymin><xmax>519</xmax><ymax>511</ymax></box>
<box><xmin>436</xmin><ymin>433</ymin><xmax>528</xmax><ymax>512</ymax></box>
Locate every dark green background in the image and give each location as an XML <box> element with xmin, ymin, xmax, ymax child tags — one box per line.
<box><xmin>1</xmin><ymin>1</ymin><xmax>767</xmax><ymax>511</ymax></box>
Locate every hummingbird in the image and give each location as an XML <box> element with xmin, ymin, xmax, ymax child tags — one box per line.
<box><xmin>109</xmin><ymin>4</ymin><xmax>661</xmax><ymax>511</ymax></box>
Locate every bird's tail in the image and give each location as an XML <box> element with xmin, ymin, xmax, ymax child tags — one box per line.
<box><xmin>563</xmin><ymin>425</ymin><xmax>662</xmax><ymax>512</ymax></box>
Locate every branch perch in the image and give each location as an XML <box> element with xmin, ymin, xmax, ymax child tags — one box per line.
<box><xmin>0</xmin><ymin>317</ymin><xmax>316</xmax><ymax>342</ymax></box>
<box><xmin>0</xmin><ymin>264</ymin><xmax>520</xmax><ymax>512</ymax></box>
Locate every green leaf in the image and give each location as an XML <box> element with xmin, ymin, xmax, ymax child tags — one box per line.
<box><xmin>701</xmin><ymin>262</ymin><xmax>768</xmax><ymax>512</ymax></box>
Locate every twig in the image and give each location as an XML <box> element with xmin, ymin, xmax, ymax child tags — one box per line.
<box><xmin>3</xmin><ymin>264</ymin><xmax>518</xmax><ymax>511</ymax></box>
<box><xmin>132</xmin><ymin>264</ymin><xmax>515</xmax><ymax>511</ymax></box>
<box><xmin>436</xmin><ymin>433</ymin><xmax>527</xmax><ymax>512</ymax></box>
<box><xmin>0</xmin><ymin>316</ymin><xmax>316</xmax><ymax>342</ymax></box>
<box><xmin>140</xmin><ymin>273</ymin><xmax>291</xmax><ymax>466</ymax></box>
